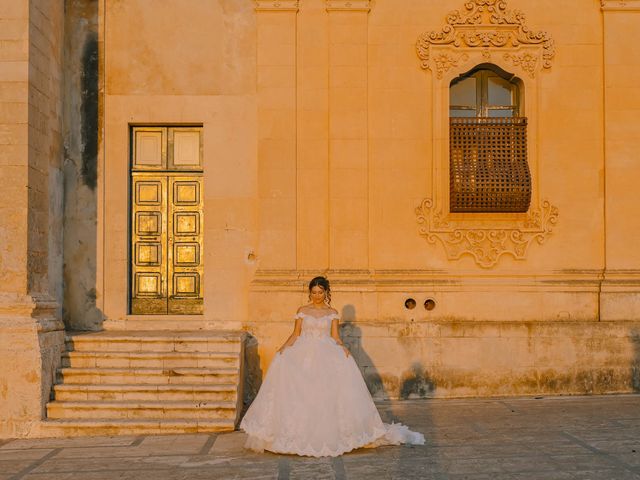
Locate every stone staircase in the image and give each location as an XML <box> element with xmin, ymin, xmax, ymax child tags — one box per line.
<box><xmin>41</xmin><ymin>330</ymin><xmax>245</xmax><ymax>436</ymax></box>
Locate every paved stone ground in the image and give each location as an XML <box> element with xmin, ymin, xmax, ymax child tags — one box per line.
<box><xmin>3</xmin><ymin>395</ymin><xmax>640</xmax><ymax>479</ymax></box>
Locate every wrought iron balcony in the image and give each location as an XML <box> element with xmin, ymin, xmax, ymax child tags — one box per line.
<box><xmin>449</xmin><ymin>117</ymin><xmax>531</xmax><ymax>213</ymax></box>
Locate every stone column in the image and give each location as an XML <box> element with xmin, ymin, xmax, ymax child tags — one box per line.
<box><xmin>600</xmin><ymin>1</ymin><xmax>640</xmax><ymax>320</ymax></box>
<box><xmin>255</xmin><ymin>1</ymin><xmax>299</xmax><ymax>270</ymax></box>
<box><xmin>326</xmin><ymin>0</ymin><xmax>370</xmax><ymax>270</ymax></box>
<box><xmin>0</xmin><ymin>0</ymin><xmax>65</xmax><ymax>437</ymax></box>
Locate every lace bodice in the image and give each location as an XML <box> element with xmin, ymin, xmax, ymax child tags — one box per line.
<box><xmin>295</xmin><ymin>312</ymin><xmax>339</xmax><ymax>339</ymax></box>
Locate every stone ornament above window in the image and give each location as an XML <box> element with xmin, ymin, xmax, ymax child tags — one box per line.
<box><xmin>416</xmin><ymin>0</ymin><xmax>555</xmax><ymax>79</ymax></box>
<box><xmin>600</xmin><ymin>0</ymin><xmax>640</xmax><ymax>11</ymax></box>
<box><xmin>325</xmin><ymin>0</ymin><xmax>371</xmax><ymax>12</ymax></box>
<box><xmin>254</xmin><ymin>0</ymin><xmax>299</xmax><ymax>11</ymax></box>
<box><xmin>415</xmin><ymin>199</ymin><xmax>559</xmax><ymax>269</ymax></box>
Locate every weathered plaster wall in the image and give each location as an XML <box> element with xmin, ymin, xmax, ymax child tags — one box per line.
<box><xmin>62</xmin><ymin>0</ymin><xmax>101</xmax><ymax>331</ymax></box>
<box><xmin>246</xmin><ymin>313</ymin><xmax>640</xmax><ymax>400</ymax></box>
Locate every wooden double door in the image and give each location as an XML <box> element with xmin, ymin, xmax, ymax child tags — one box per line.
<box><xmin>131</xmin><ymin>173</ymin><xmax>204</xmax><ymax>314</ymax></box>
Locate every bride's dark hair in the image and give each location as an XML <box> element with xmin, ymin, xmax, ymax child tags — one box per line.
<box><xmin>308</xmin><ymin>276</ymin><xmax>331</xmax><ymax>305</ymax></box>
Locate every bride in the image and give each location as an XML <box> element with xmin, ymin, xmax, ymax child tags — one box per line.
<box><xmin>240</xmin><ymin>276</ymin><xmax>425</xmax><ymax>457</ymax></box>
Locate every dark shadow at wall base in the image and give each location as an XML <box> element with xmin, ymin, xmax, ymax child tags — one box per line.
<box><xmin>241</xmin><ymin>333</ymin><xmax>264</xmax><ymax>418</ymax></box>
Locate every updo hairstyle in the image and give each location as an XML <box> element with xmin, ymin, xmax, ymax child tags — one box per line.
<box><xmin>308</xmin><ymin>276</ymin><xmax>331</xmax><ymax>305</ymax></box>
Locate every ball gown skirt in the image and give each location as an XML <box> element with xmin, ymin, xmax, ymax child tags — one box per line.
<box><xmin>240</xmin><ymin>312</ymin><xmax>425</xmax><ymax>457</ymax></box>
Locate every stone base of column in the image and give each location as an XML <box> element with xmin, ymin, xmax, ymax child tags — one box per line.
<box><xmin>0</xmin><ymin>294</ymin><xmax>65</xmax><ymax>438</ymax></box>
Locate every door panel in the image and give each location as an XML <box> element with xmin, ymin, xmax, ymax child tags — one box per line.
<box><xmin>168</xmin><ymin>176</ymin><xmax>204</xmax><ymax>314</ymax></box>
<box><xmin>131</xmin><ymin>175</ymin><xmax>168</xmax><ymax>314</ymax></box>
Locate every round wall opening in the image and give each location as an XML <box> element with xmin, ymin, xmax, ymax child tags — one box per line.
<box><xmin>424</xmin><ymin>298</ymin><xmax>436</xmax><ymax>311</ymax></box>
<box><xmin>404</xmin><ymin>298</ymin><xmax>417</xmax><ymax>310</ymax></box>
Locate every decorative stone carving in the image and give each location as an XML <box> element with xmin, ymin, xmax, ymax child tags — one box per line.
<box><xmin>415</xmin><ymin>199</ymin><xmax>559</xmax><ymax>268</ymax></box>
<box><xmin>504</xmin><ymin>52</ymin><xmax>538</xmax><ymax>78</ymax></box>
<box><xmin>326</xmin><ymin>0</ymin><xmax>371</xmax><ymax>11</ymax></box>
<box><xmin>255</xmin><ymin>0</ymin><xmax>299</xmax><ymax>12</ymax></box>
<box><xmin>601</xmin><ymin>0</ymin><xmax>640</xmax><ymax>11</ymax></box>
<box><xmin>416</xmin><ymin>0</ymin><xmax>555</xmax><ymax>77</ymax></box>
<box><xmin>434</xmin><ymin>53</ymin><xmax>469</xmax><ymax>79</ymax></box>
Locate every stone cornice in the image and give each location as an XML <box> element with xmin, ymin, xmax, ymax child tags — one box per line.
<box><xmin>326</xmin><ymin>0</ymin><xmax>371</xmax><ymax>12</ymax></box>
<box><xmin>250</xmin><ymin>269</ymin><xmax>603</xmax><ymax>290</ymax></box>
<box><xmin>255</xmin><ymin>0</ymin><xmax>299</xmax><ymax>12</ymax></box>
<box><xmin>601</xmin><ymin>0</ymin><xmax>640</xmax><ymax>11</ymax></box>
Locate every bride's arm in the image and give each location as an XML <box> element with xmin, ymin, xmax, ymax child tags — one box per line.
<box><xmin>277</xmin><ymin>317</ymin><xmax>302</xmax><ymax>354</ymax></box>
<box><xmin>331</xmin><ymin>318</ymin><xmax>350</xmax><ymax>357</ymax></box>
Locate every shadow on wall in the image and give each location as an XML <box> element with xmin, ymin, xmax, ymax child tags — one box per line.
<box><xmin>62</xmin><ymin>2</ymin><xmax>102</xmax><ymax>331</ymax></box>
<box><xmin>241</xmin><ymin>333</ymin><xmax>263</xmax><ymax>417</ymax></box>
<box><xmin>340</xmin><ymin>306</ymin><xmax>443</xmax><ymax>474</ymax></box>
<box><xmin>340</xmin><ymin>304</ymin><xmax>387</xmax><ymax>399</ymax></box>
<box><xmin>632</xmin><ymin>329</ymin><xmax>640</xmax><ymax>392</ymax></box>
<box><xmin>341</xmin><ymin>305</ymin><xmax>437</xmax><ymax>400</ymax></box>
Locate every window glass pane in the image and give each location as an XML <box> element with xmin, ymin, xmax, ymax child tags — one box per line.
<box><xmin>487</xmin><ymin>75</ymin><xmax>514</xmax><ymax>106</ymax></box>
<box><xmin>450</xmin><ymin>77</ymin><xmax>477</xmax><ymax>107</ymax></box>
<box><xmin>450</xmin><ymin>108</ymin><xmax>477</xmax><ymax>118</ymax></box>
<box><xmin>487</xmin><ymin>108</ymin><xmax>514</xmax><ymax>118</ymax></box>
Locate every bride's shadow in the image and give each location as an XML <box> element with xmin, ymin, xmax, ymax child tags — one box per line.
<box><xmin>241</xmin><ymin>333</ymin><xmax>263</xmax><ymax>418</ymax></box>
<box><xmin>339</xmin><ymin>305</ymin><xmax>443</xmax><ymax>475</ymax></box>
<box><xmin>340</xmin><ymin>304</ymin><xmax>386</xmax><ymax>401</ymax></box>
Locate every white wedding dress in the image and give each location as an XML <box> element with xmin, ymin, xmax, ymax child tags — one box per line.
<box><xmin>240</xmin><ymin>311</ymin><xmax>425</xmax><ymax>457</ymax></box>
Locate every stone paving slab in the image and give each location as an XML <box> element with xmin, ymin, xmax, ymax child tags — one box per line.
<box><xmin>3</xmin><ymin>395</ymin><xmax>640</xmax><ymax>479</ymax></box>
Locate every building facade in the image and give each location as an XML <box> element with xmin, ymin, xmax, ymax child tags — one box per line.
<box><xmin>1</xmin><ymin>0</ymin><xmax>640</xmax><ymax>437</ymax></box>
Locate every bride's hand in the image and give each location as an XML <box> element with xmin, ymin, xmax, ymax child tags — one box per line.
<box><xmin>341</xmin><ymin>345</ymin><xmax>350</xmax><ymax>357</ymax></box>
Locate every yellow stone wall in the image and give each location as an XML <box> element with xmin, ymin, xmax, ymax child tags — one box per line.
<box><xmin>3</xmin><ymin>1</ymin><xmax>640</xmax><ymax>438</ymax></box>
<box><xmin>92</xmin><ymin>0</ymin><xmax>640</xmax><ymax>399</ymax></box>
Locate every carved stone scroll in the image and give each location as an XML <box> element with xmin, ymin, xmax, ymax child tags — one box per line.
<box><xmin>415</xmin><ymin>199</ymin><xmax>559</xmax><ymax>268</ymax></box>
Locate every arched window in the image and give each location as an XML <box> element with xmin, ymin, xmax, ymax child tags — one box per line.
<box><xmin>449</xmin><ymin>64</ymin><xmax>531</xmax><ymax>213</ymax></box>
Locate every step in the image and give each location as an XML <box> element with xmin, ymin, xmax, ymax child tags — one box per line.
<box><xmin>61</xmin><ymin>351</ymin><xmax>240</xmax><ymax>369</ymax></box>
<box><xmin>65</xmin><ymin>330</ymin><xmax>244</xmax><ymax>354</ymax></box>
<box><xmin>53</xmin><ymin>383</ymin><xmax>238</xmax><ymax>402</ymax></box>
<box><xmin>40</xmin><ymin>418</ymin><xmax>235</xmax><ymax>436</ymax></box>
<box><xmin>47</xmin><ymin>400</ymin><xmax>237</xmax><ymax>420</ymax></box>
<box><xmin>57</xmin><ymin>367</ymin><xmax>239</xmax><ymax>385</ymax></box>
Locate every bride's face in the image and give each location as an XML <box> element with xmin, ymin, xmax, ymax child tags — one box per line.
<box><xmin>309</xmin><ymin>286</ymin><xmax>326</xmax><ymax>305</ymax></box>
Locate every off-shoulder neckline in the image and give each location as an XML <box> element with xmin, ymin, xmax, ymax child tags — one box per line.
<box><xmin>296</xmin><ymin>311</ymin><xmax>339</xmax><ymax>320</ymax></box>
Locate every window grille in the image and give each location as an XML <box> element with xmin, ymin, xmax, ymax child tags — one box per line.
<box><xmin>449</xmin><ymin>117</ymin><xmax>531</xmax><ymax>213</ymax></box>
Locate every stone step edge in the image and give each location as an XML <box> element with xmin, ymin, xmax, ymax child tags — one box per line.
<box><xmin>53</xmin><ymin>383</ymin><xmax>238</xmax><ymax>392</ymax></box>
<box><xmin>42</xmin><ymin>418</ymin><xmax>236</xmax><ymax>426</ymax></box>
<box><xmin>63</xmin><ymin>351</ymin><xmax>240</xmax><ymax>358</ymax></box>
<box><xmin>38</xmin><ymin>419</ymin><xmax>236</xmax><ymax>436</ymax></box>
<box><xmin>58</xmin><ymin>367</ymin><xmax>239</xmax><ymax>374</ymax></box>
<box><xmin>47</xmin><ymin>400</ymin><xmax>237</xmax><ymax>409</ymax></box>
<box><xmin>65</xmin><ymin>332</ymin><xmax>245</xmax><ymax>342</ymax></box>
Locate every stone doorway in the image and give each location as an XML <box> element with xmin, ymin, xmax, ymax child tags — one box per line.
<box><xmin>130</xmin><ymin>127</ymin><xmax>204</xmax><ymax>315</ymax></box>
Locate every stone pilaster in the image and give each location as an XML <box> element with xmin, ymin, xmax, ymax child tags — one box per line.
<box><xmin>600</xmin><ymin>1</ymin><xmax>640</xmax><ymax>320</ymax></box>
<box><xmin>0</xmin><ymin>0</ymin><xmax>66</xmax><ymax>438</ymax></box>
<box><xmin>327</xmin><ymin>0</ymin><xmax>370</xmax><ymax>270</ymax></box>
<box><xmin>255</xmin><ymin>0</ymin><xmax>299</xmax><ymax>270</ymax></box>
<box><xmin>296</xmin><ymin>0</ymin><xmax>331</xmax><ymax>270</ymax></box>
